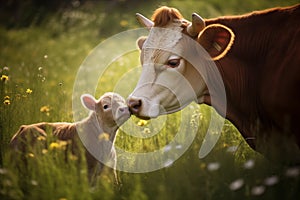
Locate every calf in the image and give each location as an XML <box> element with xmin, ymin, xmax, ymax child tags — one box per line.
<box><xmin>10</xmin><ymin>92</ymin><xmax>131</xmax><ymax>184</ymax></box>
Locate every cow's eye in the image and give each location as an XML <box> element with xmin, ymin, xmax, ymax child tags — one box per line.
<box><xmin>167</xmin><ymin>59</ymin><xmax>180</xmax><ymax>68</ymax></box>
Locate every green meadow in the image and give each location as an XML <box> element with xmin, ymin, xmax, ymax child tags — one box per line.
<box><xmin>1</xmin><ymin>0</ymin><xmax>299</xmax><ymax>199</ymax></box>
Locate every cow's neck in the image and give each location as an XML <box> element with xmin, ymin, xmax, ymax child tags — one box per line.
<box><xmin>201</xmin><ymin>9</ymin><xmax>289</xmax><ymax>148</ymax></box>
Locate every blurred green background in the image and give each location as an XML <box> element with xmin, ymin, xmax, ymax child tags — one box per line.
<box><xmin>1</xmin><ymin>0</ymin><xmax>300</xmax><ymax>199</ymax></box>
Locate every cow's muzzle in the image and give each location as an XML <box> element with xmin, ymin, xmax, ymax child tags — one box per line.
<box><xmin>127</xmin><ymin>96</ymin><xmax>158</xmax><ymax>119</ymax></box>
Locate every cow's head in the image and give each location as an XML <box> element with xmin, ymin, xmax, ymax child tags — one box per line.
<box><xmin>128</xmin><ymin>6</ymin><xmax>234</xmax><ymax>119</ymax></box>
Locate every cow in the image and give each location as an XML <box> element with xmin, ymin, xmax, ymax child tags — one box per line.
<box><xmin>127</xmin><ymin>5</ymin><xmax>300</xmax><ymax>163</ymax></box>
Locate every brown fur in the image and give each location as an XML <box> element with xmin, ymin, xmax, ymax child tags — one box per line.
<box><xmin>151</xmin><ymin>6</ymin><xmax>183</xmax><ymax>27</ymax></box>
<box><xmin>134</xmin><ymin>5</ymin><xmax>300</xmax><ymax>163</ymax></box>
<box><xmin>9</xmin><ymin>122</ymin><xmax>102</xmax><ymax>182</ymax></box>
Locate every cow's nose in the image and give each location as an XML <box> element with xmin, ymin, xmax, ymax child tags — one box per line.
<box><xmin>118</xmin><ymin>106</ymin><xmax>127</xmax><ymax>113</ymax></box>
<box><xmin>128</xmin><ymin>99</ymin><xmax>142</xmax><ymax>115</ymax></box>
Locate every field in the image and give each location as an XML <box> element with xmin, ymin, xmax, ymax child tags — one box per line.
<box><xmin>1</xmin><ymin>0</ymin><xmax>300</xmax><ymax>199</ymax></box>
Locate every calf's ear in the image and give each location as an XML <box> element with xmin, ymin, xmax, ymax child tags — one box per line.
<box><xmin>81</xmin><ymin>94</ymin><xmax>96</xmax><ymax>111</ymax></box>
<box><xmin>198</xmin><ymin>24</ymin><xmax>235</xmax><ymax>60</ymax></box>
<box><xmin>136</xmin><ymin>36</ymin><xmax>147</xmax><ymax>50</ymax></box>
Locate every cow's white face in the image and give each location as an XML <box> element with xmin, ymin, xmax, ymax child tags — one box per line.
<box><xmin>128</xmin><ymin>26</ymin><xmax>207</xmax><ymax>119</ymax></box>
<box><xmin>128</xmin><ymin>11</ymin><xmax>234</xmax><ymax>119</ymax></box>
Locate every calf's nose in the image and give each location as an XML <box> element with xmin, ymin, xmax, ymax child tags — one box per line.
<box><xmin>128</xmin><ymin>98</ymin><xmax>142</xmax><ymax>115</ymax></box>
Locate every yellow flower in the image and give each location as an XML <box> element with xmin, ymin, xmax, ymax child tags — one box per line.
<box><xmin>27</xmin><ymin>153</ymin><xmax>35</xmax><ymax>158</ymax></box>
<box><xmin>26</xmin><ymin>88</ymin><xmax>33</xmax><ymax>94</ymax></box>
<box><xmin>137</xmin><ymin>120</ymin><xmax>148</xmax><ymax>126</ymax></box>
<box><xmin>120</xmin><ymin>20</ymin><xmax>128</xmax><ymax>27</ymax></box>
<box><xmin>49</xmin><ymin>142</ymin><xmax>60</xmax><ymax>150</ymax></box>
<box><xmin>40</xmin><ymin>105</ymin><xmax>50</xmax><ymax>113</ymax></box>
<box><xmin>42</xmin><ymin>149</ymin><xmax>48</xmax><ymax>154</ymax></box>
<box><xmin>4</xmin><ymin>96</ymin><xmax>10</xmax><ymax>99</ymax></box>
<box><xmin>1</xmin><ymin>75</ymin><xmax>9</xmax><ymax>82</ymax></box>
<box><xmin>37</xmin><ymin>135</ymin><xmax>46</xmax><ymax>141</ymax></box>
<box><xmin>3</xmin><ymin>99</ymin><xmax>10</xmax><ymax>105</ymax></box>
<box><xmin>69</xmin><ymin>154</ymin><xmax>78</xmax><ymax>161</ymax></box>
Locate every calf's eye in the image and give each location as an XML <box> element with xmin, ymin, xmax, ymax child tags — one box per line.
<box><xmin>103</xmin><ymin>105</ymin><xmax>109</xmax><ymax>110</ymax></box>
<box><xmin>167</xmin><ymin>59</ymin><xmax>180</xmax><ymax>68</ymax></box>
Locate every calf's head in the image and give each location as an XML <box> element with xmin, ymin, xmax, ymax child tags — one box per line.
<box><xmin>81</xmin><ymin>92</ymin><xmax>130</xmax><ymax>133</ymax></box>
<box><xmin>127</xmin><ymin>6</ymin><xmax>234</xmax><ymax>119</ymax></box>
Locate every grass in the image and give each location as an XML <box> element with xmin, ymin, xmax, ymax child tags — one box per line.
<box><xmin>1</xmin><ymin>0</ymin><xmax>300</xmax><ymax>199</ymax></box>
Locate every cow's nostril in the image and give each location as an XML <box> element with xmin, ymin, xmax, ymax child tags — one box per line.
<box><xmin>128</xmin><ymin>99</ymin><xmax>142</xmax><ymax>114</ymax></box>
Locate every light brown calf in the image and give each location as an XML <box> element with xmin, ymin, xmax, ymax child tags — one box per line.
<box><xmin>10</xmin><ymin>92</ymin><xmax>130</xmax><ymax>184</ymax></box>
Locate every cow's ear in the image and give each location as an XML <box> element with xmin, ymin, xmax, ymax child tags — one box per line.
<box><xmin>136</xmin><ymin>36</ymin><xmax>147</xmax><ymax>50</ymax></box>
<box><xmin>198</xmin><ymin>24</ymin><xmax>235</xmax><ymax>60</ymax></box>
<box><xmin>81</xmin><ymin>94</ymin><xmax>96</xmax><ymax>111</ymax></box>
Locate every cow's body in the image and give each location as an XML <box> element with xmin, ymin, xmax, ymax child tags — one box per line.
<box><xmin>204</xmin><ymin>5</ymin><xmax>300</xmax><ymax>150</ymax></box>
<box><xmin>128</xmin><ymin>5</ymin><xmax>300</xmax><ymax>162</ymax></box>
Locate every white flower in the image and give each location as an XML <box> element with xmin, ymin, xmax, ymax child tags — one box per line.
<box><xmin>244</xmin><ymin>159</ymin><xmax>255</xmax><ymax>169</ymax></box>
<box><xmin>264</xmin><ymin>175</ymin><xmax>279</xmax><ymax>186</ymax></box>
<box><xmin>207</xmin><ymin>162</ymin><xmax>220</xmax><ymax>171</ymax></box>
<box><xmin>227</xmin><ymin>146</ymin><xmax>238</xmax><ymax>153</ymax></box>
<box><xmin>229</xmin><ymin>179</ymin><xmax>244</xmax><ymax>191</ymax></box>
<box><xmin>251</xmin><ymin>185</ymin><xmax>265</xmax><ymax>196</ymax></box>
<box><xmin>285</xmin><ymin>167</ymin><xmax>300</xmax><ymax>177</ymax></box>
<box><xmin>164</xmin><ymin>145</ymin><xmax>172</xmax><ymax>152</ymax></box>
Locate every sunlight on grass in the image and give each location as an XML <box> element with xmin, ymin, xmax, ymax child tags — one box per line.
<box><xmin>1</xmin><ymin>0</ymin><xmax>299</xmax><ymax>199</ymax></box>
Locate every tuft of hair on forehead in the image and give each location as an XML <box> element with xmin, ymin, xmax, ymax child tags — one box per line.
<box><xmin>151</xmin><ymin>6</ymin><xmax>183</xmax><ymax>27</ymax></box>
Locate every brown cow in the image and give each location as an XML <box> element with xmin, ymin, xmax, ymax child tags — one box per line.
<box><xmin>128</xmin><ymin>5</ymin><xmax>300</xmax><ymax>163</ymax></box>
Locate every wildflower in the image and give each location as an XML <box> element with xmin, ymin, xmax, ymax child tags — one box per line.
<box><xmin>251</xmin><ymin>185</ymin><xmax>265</xmax><ymax>196</ymax></box>
<box><xmin>49</xmin><ymin>140</ymin><xmax>68</xmax><ymax>150</ymax></box>
<box><xmin>3</xmin><ymin>99</ymin><xmax>10</xmax><ymax>105</ymax></box>
<box><xmin>31</xmin><ymin>180</ymin><xmax>38</xmax><ymax>186</ymax></box>
<box><xmin>207</xmin><ymin>162</ymin><xmax>220</xmax><ymax>171</ymax></box>
<box><xmin>27</xmin><ymin>153</ymin><xmax>35</xmax><ymax>158</ymax></box>
<box><xmin>285</xmin><ymin>167</ymin><xmax>300</xmax><ymax>177</ymax></box>
<box><xmin>49</xmin><ymin>142</ymin><xmax>60</xmax><ymax>150</ymax></box>
<box><xmin>1</xmin><ymin>75</ymin><xmax>9</xmax><ymax>82</ymax></box>
<box><xmin>58</xmin><ymin>140</ymin><xmax>68</xmax><ymax>150</ymax></box>
<box><xmin>37</xmin><ymin>135</ymin><xmax>46</xmax><ymax>141</ymax></box>
<box><xmin>44</xmin><ymin>55</ymin><xmax>48</xmax><ymax>59</ymax></box>
<box><xmin>4</xmin><ymin>95</ymin><xmax>10</xmax><ymax>99</ymax></box>
<box><xmin>98</xmin><ymin>133</ymin><xmax>110</xmax><ymax>141</ymax></box>
<box><xmin>190</xmin><ymin>119</ymin><xmax>196</xmax><ymax>125</ymax></box>
<box><xmin>40</xmin><ymin>105</ymin><xmax>50</xmax><ymax>115</ymax></box>
<box><xmin>227</xmin><ymin>145</ymin><xmax>238</xmax><ymax>153</ymax></box>
<box><xmin>0</xmin><ymin>168</ymin><xmax>8</xmax><ymax>175</ymax></box>
<box><xmin>137</xmin><ymin>120</ymin><xmax>148</xmax><ymax>126</ymax></box>
<box><xmin>264</xmin><ymin>175</ymin><xmax>279</xmax><ymax>186</ymax></box>
<box><xmin>42</xmin><ymin>149</ymin><xmax>48</xmax><ymax>154</ymax></box>
<box><xmin>69</xmin><ymin>154</ymin><xmax>78</xmax><ymax>161</ymax></box>
<box><xmin>244</xmin><ymin>159</ymin><xmax>255</xmax><ymax>169</ymax></box>
<box><xmin>229</xmin><ymin>179</ymin><xmax>244</xmax><ymax>191</ymax></box>
<box><xmin>164</xmin><ymin>145</ymin><xmax>172</xmax><ymax>152</ymax></box>
<box><xmin>143</xmin><ymin>128</ymin><xmax>151</xmax><ymax>134</ymax></box>
<box><xmin>175</xmin><ymin>144</ymin><xmax>182</xmax><ymax>149</ymax></box>
<box><xmin>26</xmin><ymin>88</ymin><xmax>33</xmax><ymax>94</ymax></box>
<box><xmin>120</xmin><ymin>20</ymin><xmax>128</xmax><ymax>27</ymax></box>
<box><xmin>200</xmin><ymin>163</ymin><xmax>206</xmax><ymax>170</ymax></box>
